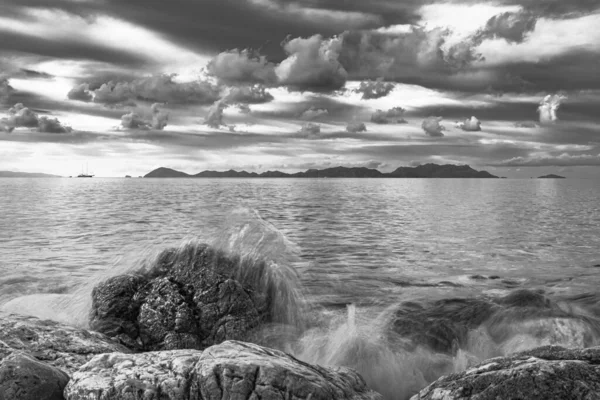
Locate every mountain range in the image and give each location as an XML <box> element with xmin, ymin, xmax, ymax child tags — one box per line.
<box><xmin>0</xmin><ymin>171</ymin><xmax>62</xmax><ymax>178</ymax></box>
<box><xmin>145</xmin><ymin>164</ymin><xmax>499</xmax><ymax>178</ymax></box>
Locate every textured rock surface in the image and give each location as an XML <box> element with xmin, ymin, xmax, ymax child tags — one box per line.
<box><xmin>411</xmin><ymin>345</ymin><xmax>600</xmax><ymax>400</ymax></box>
<box><xmin>89</xmin><ymin>243</ymin><xmax>274</xmax><ymax>351</ymax></box>
<box><xmin>0</xmin><ymin>340</ymin><xmax>69</xmax><ymax>400</ymax></box>
<box><xmin>65</xmin><ymin>340</ymin><xmax>383</xmax><ymax>400</ymax></box>
<box><xmin>0</xmin><ymin>313</ymin><xmax>130</xmax><ymax>374</ymax></box>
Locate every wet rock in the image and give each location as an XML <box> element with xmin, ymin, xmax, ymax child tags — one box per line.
<box><xmin>411</xmin><ymin>345</ymin><xmax>600</xmax><ymax>400</ymax></box>
<box><xmin>390</xmin><ymin>289</ymin><xmax>600</xmax><ymax>355</ymax></box>
<box><xmin>391</xmin><ymin>298</ymin><xmax>496</xmax><ymax>354</ymax></box>
<box><xmin>0</xmin><ymin>340</ymin><xmax>69</xmax><ymax>400</ymax></box>
<box><xmin>0</xmin><ymin>313</ymin><xmax>131</xmax><ymax>374</ymax></box>
<box><xmin>64</xmin><ymin>340</ymin><xmax>383</xmax><ymax>400</ymax></box>
<box><xmin>89</xmin><ymin>243</ymin><xmax>281</xmax><ymax>351</ymax></box>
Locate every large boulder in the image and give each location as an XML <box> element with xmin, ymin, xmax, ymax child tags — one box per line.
<box><xmin>90</xmin><ymin>243</ymin><xmax>296</xmax><ymax>351</ymax></box>
<box><xmin>0</xmin><ymin>313</ymin><xmax>131</xmax><ymax>374</ymax></box>
<box><xmin>0</xmin><ymin>341</ymin><xmax>69</xmax><ymax>400</ymax></box>
<box><xmin>411</xmin><ymin>345</ymin><xmax>600</xmax><ymax>400</ymax></box>
<box><xmin>65</xmin><ymin>340</ymin><xmax>383</xmax><ymax>400</ymax></box>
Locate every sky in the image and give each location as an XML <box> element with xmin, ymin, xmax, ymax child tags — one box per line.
<box><xmin>0</xmin><ymin>0</ymin><xmax>599</xmax><ymax>178</ymax></box>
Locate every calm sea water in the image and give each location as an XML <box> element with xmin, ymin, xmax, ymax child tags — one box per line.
<box><xmin>1</xmin><ymin>177</ymin><xmax>599</xmax><ymax>398</ymax></box>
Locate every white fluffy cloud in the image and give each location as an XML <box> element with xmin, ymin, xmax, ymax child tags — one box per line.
<box><xmin>456</xmin><ymin>116</ymin><xmax>482</xmax><ymax>131</ymax></box>
<box><xmin>538</xmin><ymin>93</ymin><xmax>566</xmax><ymax>124</ymax></box>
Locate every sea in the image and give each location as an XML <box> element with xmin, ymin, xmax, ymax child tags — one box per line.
<box><xmin>1</xmin><ymin>177</ymin><xmax>599</xmax><ymax>399</ymax></box>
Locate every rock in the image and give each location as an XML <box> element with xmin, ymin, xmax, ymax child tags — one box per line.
<box><xmin>390</xmin><ymin>289</ymin><xmax>600</xmax><ymax>355</ymax></box>
<box><xmin>0</xmin><ymin>340</ymin><xmax>69</xmax><ymax>400</ymax></box>
<box><xmin>90</xmin><ymin>243</ymin><xmax>283</xmax><ymax>351</ymax></box>
<box><xmin>64</xmin><ymin>340</ymin><xmax>382</xmax><ymax>400</ymax></box>
<box><xmin>411</xmin><ymin>345</ymin><xmax>600</xmax><ymax>400</ymax></box>
<box><xmin>0</xmin><ymin>313</ymin><xmax>130</xmax><ymax>374</ymax></box>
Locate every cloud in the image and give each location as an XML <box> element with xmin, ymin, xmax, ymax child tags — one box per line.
<box><xmin>237</xmin><ymin>104</ymin><xmax>251</xmax><ymax>114</ymax></box>
<box><xmin>1</xmin><ymin>78</ymin><xmax>14</xmax><ymax>103</ymax></box>
<box><xmin>7</xmin><ymin>103</ymin><xmax>39</xmax><ymax>127</ymax></box>
<box><xmin>37</xmin><ymin>116</ymin><xmax>73</xmax><ymax>133</ymax></box>
<box><xmin>493</xmin><ymin>153</ymin><xmax>600</xmax><ymax>167</ymax></box>
<box><xmin>225</xmin><ymin>84</ymin><xmax>274</xmax><ymax>104</ymax></box>
<box><xmin>0</xmin><ymin>119</ymin><xmax>15</xmax><ymax>133</ymax></box>
<box><xmin>538</xmin><ymin>93</ymin><xmax>567</xmax><ymax>124</ymax></box>
<box><xmin>355</xmin><ymin>80</ymin><xmax>395</xmax><ymax>99</ymax></box>
<box><xmin>120</xmin><ymin>103</ymin><xmax>168</xmax><ymax>130</ymax></box>
<box><xmin>477</xmin><ymin>10</ymin><xmax>538</xmax><ymax>44</ymax></box>
<box><xmin>67</xmin><ymin>83</ymin><xmax>93</xmax><ymax>102</ymax></box>
<box><xmin>150</xmin><ymin>103</ymin><xmax>169</xmax><ymax>130</ymax></box>
<box><xmin>3</xmin><ymin>103</ymin><xmax>72</xmax><ymax>133</ymax></box>
<box><xmin>456</xmin><ymin>116</ymin><xmax>482</xmax><ymax>131</ymax></box>
<box><xmin>346</xmin><ymin>121</ymin><xmax>367</xmax><ymax>133</ymax></box>
<box><xmin>90</xmin><ymin>75</ymin><xmax>220</xmax><ymax>105</ymax></box>
<box><xmin>300</xmin><ymin>107</ymin><xmax>329</xmax><ymax>120</ymax></box>
<box><xmin>298</xmin><ymin>122</ymin><xmax>321</xmax><ymax>135</ymax></box>
<box><xmin>205</xmin><ymin>99</ymin><xmax>228</xmax><ymax>128</ymax></box>
<box><xmin>120</xmin><ymin>112</ymin><xmax>149</xmax><ymax>130</ymax></box>
<box><xmin>422</xmin><ymin>116</ymin><xmax>445</xmax><ymax>136</ymax></box>
<box><xmin>276</xmin><ymin>34</ymin><xmax>348</xmax><ymax>92</ymax></box>
<box><xmin>207</xmin><ymin>50</ymin><xmax>278</xmax><ymax>85</ymax></box>
<box><xmin>370</xmin><ymin>107</ymin><xmax>407</xmax><ymax>124</ymax></box>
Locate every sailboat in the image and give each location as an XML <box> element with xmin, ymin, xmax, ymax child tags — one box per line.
<box><xmin>77</xmin><ymin>163</ymin><xmax>94</xmax><ymax>178</ymax></box>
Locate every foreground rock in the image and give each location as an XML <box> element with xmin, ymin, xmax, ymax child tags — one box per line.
<box><xmin>411</xmin><ymin>345</ymin><xmax>600</xmax><ymax>400</ymax></box>
<box><xmin>90</xmin><ymin>243</ymin><xmax>291</xmax><ymax>351</ymax></box>
<box><xmin>65</xmin><ymin>340</ymin><xmax>383</xmax><ymax>400</ymax></box>
<box><xmin>1</xmin><ymin>341</ymin><xmax>69</xmax><ymax>400</ymax></box>
<box><xmin>0</xmin><ymin>313</ymin><xmax>131</xmax><ymax>374</ymax></box>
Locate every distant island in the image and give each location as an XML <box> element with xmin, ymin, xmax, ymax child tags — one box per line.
<box><xmin>538</xmin><ymin>174</ymin><xmax>566</xmax><ymax>179</ymax></box>
<box><xmin>145</xmin><ymin>164</ymin><xmax>499</xmax><ymax>179</ymax></box>
<box><xmin>0</xmin><ymin>171</ymin><xmax>62</xmax><ymax>178</ymax></box>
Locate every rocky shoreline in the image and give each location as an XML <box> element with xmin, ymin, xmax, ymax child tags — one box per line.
<box><xmin>3</xmin><ymin>243</ymin><xmax>600</xmax><ymax>399</ymax></box>
<box><xmin>3</xmin><ymin>312</ymin><xmax>600</xmax><ymax>400</ymax></box>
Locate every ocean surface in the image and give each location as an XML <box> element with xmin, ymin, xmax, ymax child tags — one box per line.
<box><xmin>1</xmin><ymin>177</ymin><xmax>600</xmax><ymax>398</ymax></box>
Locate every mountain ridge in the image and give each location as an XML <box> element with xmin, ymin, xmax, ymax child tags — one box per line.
<box><xmin>144</xmin><ymin>163</ymin><xmax>499</xmax><ymax>178</ymax></box>
<box><xmin>0</xmin><ymin>171</ymin><xmax>62</xmax><ymax>178</ymax></box>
